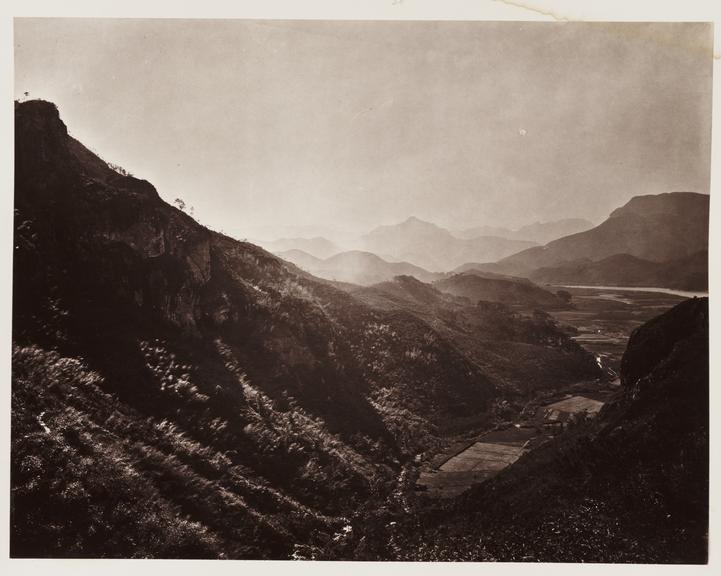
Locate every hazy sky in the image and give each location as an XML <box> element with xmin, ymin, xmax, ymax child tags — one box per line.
<box><xmin>14</xmin><ymin>19</ymin><xmax>712</xmax><ymax>241</ymax></box>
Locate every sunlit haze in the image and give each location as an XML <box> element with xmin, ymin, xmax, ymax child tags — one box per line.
<box><xmin>14</xmin><ymin>19</ymin><xmax>712</xmax><ymax>243</ymax></box>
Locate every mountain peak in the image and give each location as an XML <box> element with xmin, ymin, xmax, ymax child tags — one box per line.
<box><xmin>15</xmin><ymin>99</ymin><xmax>68</xmax><ymax>146</ymax></box>
<box><xmin>400</xmin><ymin>216</ymin><xmax>436</xmax><ymax>228</ymax></box>
<box><xmin>15</xmin><ymin>99</ymin><xmax>161</xmax><ymax>203</ymax></box>
<box><xmin>15</xmin><ymin>98</ymin><xmax>62</xmax><ymax>119</ymax></box>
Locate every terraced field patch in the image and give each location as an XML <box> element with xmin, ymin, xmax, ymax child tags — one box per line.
<box><xmin>545</xmin><ymin>395</ymin><xmax>604</xmax><ymax>415</ymax></box>
<box><xmin>416</xmin><ymin>428</ymin><xmax>535</xmax><ymax>497</ymax></box>
<box><xmin>439</xmin><ymin>442</ymin><xmax>526</xmax><ymax>472</ymax></box>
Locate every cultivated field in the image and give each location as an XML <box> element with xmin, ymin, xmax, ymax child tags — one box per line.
<box><xmin>545</xmin><ymin>395</ymin><xmax>604</xmax><ymax>415</ymax></box>
<box><xmin>547</xmin><ymin>287</ymin><xmax>689</xmax><ymax>374</ymax></box>
<box><xmin>417</xmin><ymin>427</ymin><xmax>535</xmax><ymax>497</ymax></box>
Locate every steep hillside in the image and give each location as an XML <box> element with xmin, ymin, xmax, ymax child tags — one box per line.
<box><xmin>333</xmin><ymin>297</ymin><xmax>709</xmax><ymax>563</ymax></box>
<box><xmin>360</xmin><ymin>217</ymin><xmax>536</xmax><ymax>272</ymax></box>
<box><xmin>529</xmin><ymin>251</ymin><xmax>708</xmax><ymax>292</ymax></box>
<box><xmin>10</xmin><ymin>100</ymin><xmax>603</xmax><ymax>559</ymax></box>
<box><xmin>277</xmin><ymin>249</ymin><xmax>440</xmax><ymax>285</ymax></box>
<box><xmin>487</xmin><ymin>192</ymin><xmax>709</xmax><ymax>285</ymax></box>
<box><xmin>13</xmin><ymin>100</ymin><xmax>502</xmax><ymax>558</ymax></box>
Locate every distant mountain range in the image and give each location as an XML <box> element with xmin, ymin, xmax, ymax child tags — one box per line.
<box><xmin>259</xmin><ymin>218</ymin><xmax>595</xmax><ymax>274</ymax></box>
<box><xmin>478</xmin><ymin>192</ymin><xmax>709</xmax><ymax>291</ymax></box>
<box><xmin>254</xmin><ymin>192</ymin><xmax>707</xmax><ymax>292</ymax></box>
<box><xmin>454</xmin><ymin>218</ymin><xmax>594</xmax><ymax>244</ymax></box>
<box><xmin>358</xmin><ymin>216</ymin><xmax>537</xmax><ymax>271</ymax></box>
<box><xmin>275</xmin><ymin>191</ymin><xmax>709</xmax><ymax>292</ymax></box>
<box><xmin>277</xmin><ymin>248</ymin><xmax>572</xmax><ymax>306</ymax></box>
<box><xmin>266</xmin><ymin>219</ymin><xmax>538</xmax><ymax>272</ymax></box>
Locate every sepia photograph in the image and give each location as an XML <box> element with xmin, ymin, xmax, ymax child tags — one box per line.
<box><xmin>5</xmin><ymin>2</ymin><xmax>715</xmax><ymax>568</ymax></box>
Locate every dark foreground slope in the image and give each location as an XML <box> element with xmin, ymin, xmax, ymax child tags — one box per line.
<box><xmin>11</xmin><ymin>100</ymin><xmax>487</xmax><ymax>558</ymax></box>
<box><xmin>11</xmin><ymin>101</ymin><xmax>600</xmax><ymax>559</ymax></box>
<box><xmin>331</xmin><ymin>297</ymin><xmax>708</xmax><ymax>563</ymax></box>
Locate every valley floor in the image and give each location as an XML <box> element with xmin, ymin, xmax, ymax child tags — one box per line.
<box><xmin>548</xmin><ymin>286</ymin><xmax>693</xmax><ymax>374</ymax></box>
<box><xmin>412</xmin><ymin>286</ymin><xmax>691</xmax><ymax>499</ymax></box>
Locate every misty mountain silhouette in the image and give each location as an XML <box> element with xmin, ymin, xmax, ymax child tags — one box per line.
<box><xmin>455</xmin><ymin>218</ymin><xmax>594</xmax><ymax>244</ymax></box>
<box><xmin>360</xmin><ymin>216</ymin><xmax>537</xmax><ymax>272</ymax></box>
<box><xmin>479</xmin><ymin>192</ymin><xmax>708</xmax><ymax>290</ymax></box>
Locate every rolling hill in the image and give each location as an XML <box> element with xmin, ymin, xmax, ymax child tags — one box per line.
<box><xmin>276</xmin><ymin>249</ymin><xmax>441</xmax><ymax>285</ymax></box>
<box><xmin>433</xmin><ymin>272</ymin><xmax>569</xmax><ymax>309</ymax></box>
